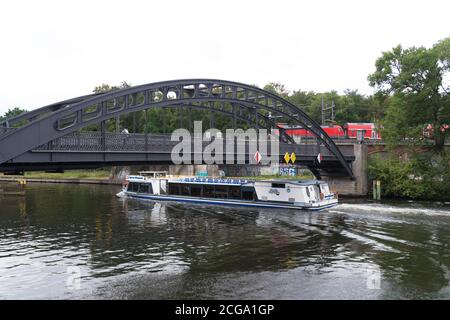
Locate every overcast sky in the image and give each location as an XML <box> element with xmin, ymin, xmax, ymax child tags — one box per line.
<box><xmin>0</xmin><ymin>0</ymin><xmax>449</xmax><ymax>114</ymax></box>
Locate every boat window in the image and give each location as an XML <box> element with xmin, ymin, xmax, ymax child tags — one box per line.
<box><xmin>228</xmin><ymin>186</ymin><xmax>241</xmax><ymax>199</ymax></box>
<box><xmin>305</xmin><ymin>187</ymin><xmax>310</xmax><ymax>198</ymax></box>
<box><xmin>320</xmin><ymin>184</ymin><xmax>330</xmax><ymax>195</ymax></box>
<box><xmin>271</xmin><ymin>183</ymin><xmax>285</xmax><ymax>188</ymax></box>
<box><xmin>138</xmin><ymin>183</ymin><xmax>152</xmax><ymax>194</ymax></box>
<box><xmin>309</xmin><ymin>186</ymin><xmax>319</xmax><ymax>200</ymax></box>
<box><xmin>203</xmin><ymin>185</ymin><xmax>214</xmax><ymax>198</ymax></box>
<box><xmin>128</xmin><ymin>182</ymin><xmax>139</xmax><ymax>192</ymax></box>
<box><xmin>180</xmin><ymin>184</ymin><xmax>190</xmax><ymax>196</ymax></box>
<box><xmin>242</xmin><ymin>191</ymin><xmax>255</xmax><ymax>201</ymax></box>
<box><xmin>190</xmin><ymin>185</ymin><xmax>202</xmax><ymax>197</ymax></box>
<box><xmin>308</xmin><ymin>186</ymin><xmax>317</xmax><ymax>201</ymax></box>
<box><xmin>214</xmin><ymin>185</ymin><xmax>228</xmax><ymax>199</ymax></box>
<box><xmin>241</xmin><ymin>187</ymin><xmax>256</xmax><ymax>201</ymax></box>
<box><xmin>169</xmin><ymin>183</ymin><xmax>180</xmax><ymax>195</ymax></box>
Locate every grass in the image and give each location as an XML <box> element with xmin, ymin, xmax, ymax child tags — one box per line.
<box><xmin>16</xmin><ymin>169</ymin><xmax>111</xmax><ymax>180</ymax></box>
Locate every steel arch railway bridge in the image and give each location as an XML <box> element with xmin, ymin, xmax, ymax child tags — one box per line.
<box><xmin>0</xmin><ymin>79</ymin><xmax>355</xmax><ymax>178</ymax></box>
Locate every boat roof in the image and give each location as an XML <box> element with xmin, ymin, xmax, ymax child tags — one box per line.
<box><xmin>169</xmin><ymin>177</ymin><xmax>250</xmax><ymax>186</ymax></box>
<box><xmin>127</xmin><ymin>175</ymin><xmax>327</xmax><ymax>187</ymax></box>
<box><xmin>127</xmin><ymin>175</ymin><xmax>147</xmax><ymax>181</ymax></box>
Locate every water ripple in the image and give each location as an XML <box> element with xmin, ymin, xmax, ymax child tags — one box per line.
<box><xmin>1</xmin><ymin>182</ymin><xmax>450</xmax><ymax>299</ymax></box>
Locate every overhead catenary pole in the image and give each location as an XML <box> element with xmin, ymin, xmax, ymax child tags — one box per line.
<box><xmin>321</xmin><ymin>96</ymin><xmax>324</xmax><ymax>125</ymax></box>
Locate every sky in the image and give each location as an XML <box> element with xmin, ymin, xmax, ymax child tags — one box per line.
<box><xmin>0</xmin><ymin>0</ymin><xmax>449</xmax><ymax>114</ymax></box>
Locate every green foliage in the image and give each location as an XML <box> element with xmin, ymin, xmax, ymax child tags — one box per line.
<box><xmin>380</xmin><ymin>95</ymin><xmax>425</xmax><ymax>148</ymax></box>
<box><xmin>369</xmin><ymin>153</ymin><xmax>450</xmax><ymax>200</ymax></box>
<box><xmin>367</xmin><ymin>38</ymin><xmax>450</xmax><ymax>200</ymax></box>
<box><xmin>93</xmin><ymin>81</ymin><xmax>131</xmax><ymax>94</ymax></box>
<box><xmin>335</xmin><ymin>89</ymin><xmax>384</xmax><ymax>124</ymax></box>
<box><xmin>266</xmin><ymin>83</ymin><xmax>382</xmax><ymax>125</ymax></box>
<box><xmin>0</xmin><ymin>107</ymin><xmax>27</xmax><ymax>122</ymax></box>
<box><xmin>23</xmin><ymin>169</ymin><xmax>111</xmax><ymax>180</ymax></box>
<box><xmin>368</xmin><ymin>37</ymin><xmax>450</xmax><ymax>151</ymax></box>
<box><xmin>263</xmin><ymin>82</ymin><xmax>290</xmax><ymax>98</ymax></box>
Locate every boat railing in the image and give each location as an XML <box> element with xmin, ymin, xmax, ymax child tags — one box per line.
<box><xmin>177</xmin><ymin>177</ymin><xmax>249</xmax><ymax>185</ymax></box>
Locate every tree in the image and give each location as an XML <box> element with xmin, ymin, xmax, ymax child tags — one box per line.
<box><xmin>263</xmin><ymin>82</ymin><xmax>290</xmax><ymax>99</ymax></box>
<box><xmin>93</xmin><ymin>81</ymin><xmax>131</xmax><ymax>94</ymax></box>
<box><xmin>288</xmin><ymin>90</ymin><xmax>317</xmax><ymax>120</ymax></box>
<box><xmin>368</xmin><ymin>37</ymin><xmax>450</xmax><ymax>151</ymax></box>
<box><xmin>0</xmin><ymin>107</ymin><xmax>28</xmax><ymax>123</ymax></box>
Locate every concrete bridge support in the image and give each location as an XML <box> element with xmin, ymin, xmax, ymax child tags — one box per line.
<box><xmin>219</xmin><ymin>164</ymin><xmax>262</xmax><ymax>177</ymax></box>
<box><xmin>323</xmin><ymin>143</ymin><xmax>368</xmax><ymax>196</ymax></box>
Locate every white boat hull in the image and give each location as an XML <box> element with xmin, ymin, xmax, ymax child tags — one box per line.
<box><xmin>118</xmin><ymin>192</ymin><xmax>338</xmax><ymax>211</ymax></box>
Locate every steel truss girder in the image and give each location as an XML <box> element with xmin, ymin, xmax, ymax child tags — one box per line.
<box><xmin>175</xmin><ymin>101</ymin><xmax>296</xmax><ymax>143</ymax></box>
<box><xmin>0</xmin><ymin>79</ymin><xmax>353</xmax><ymax>178</ymax></box>
<box><xmin>0</xmin><ymin>93</ymin><xmax>102</xmax><ymax>129</ymax></box>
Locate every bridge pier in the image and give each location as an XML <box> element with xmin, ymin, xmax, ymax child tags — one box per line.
<box><xmin>323</xmin><ymin>143</ymin><xmax>368</xmax><ymax>196</ymax></box>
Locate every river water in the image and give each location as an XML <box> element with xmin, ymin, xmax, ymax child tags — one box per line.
<box><xmin>0</xmin><ymin>182</ymin><xmax>449</xmax><ymax>299</ymax></box>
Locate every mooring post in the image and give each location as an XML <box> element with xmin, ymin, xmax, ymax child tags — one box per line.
<box><xmin>373</xmin><ymin>180</ymin><xmax>381</xmax><ymax>200</ymax></box>
<box><xmin>373</xmin><ymin>180</ymin><xmax>377</xmax><ymax>200</ymax></box>
<box><xmin>376</xmin><ymin>180</ymin><xmax>381</xmax><ymax>201</ymax></box>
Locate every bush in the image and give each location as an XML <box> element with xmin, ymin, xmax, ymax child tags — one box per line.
<box><xmin>368</xmin><ymin>153</ymin><xmax>450</xmax><ymax>200</ymax></box>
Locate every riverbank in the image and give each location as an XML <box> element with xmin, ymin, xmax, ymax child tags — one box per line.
<box><xmin>0</xmin><ymin>176</ymin><xmax>121</xmax><ymax>185</ymax></box>
<box><xmin>22</xmin><ymin>169</ymin><xmax>111</xmax><ymax>180</ymax></box>
<box><xmin>0</xmin><ymin>170</ymin><xmax>121</xmax><ymax>185</ymax></box>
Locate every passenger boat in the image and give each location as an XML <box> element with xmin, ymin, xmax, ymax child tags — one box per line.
<box><xmin>117</xmin><ymin>172</ymin><xmax>338</xmax><ymax>211</ymax></box>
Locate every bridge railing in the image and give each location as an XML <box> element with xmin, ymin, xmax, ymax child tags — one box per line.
<box><xmin>35</xmin><ymin>132</ymin><xmax>175</xmax><ymax>152</ymax></box>
<box><xmin>296</xmin><ymin>136</ymin><xmax>385</xmax><ymax>145</ymax></box>
<box><xmin>35</xmin><ymin>131</ymin><xmax>286</xmax><ymax>152</ymax></box>
<box><xmin>33</xmin><ymin>131</ymin><xmax>352</xmax><ymax>158</ymax></box>
<box><xmin>23</xmin><ymin>129</ymin><xmax>381</xmax><ymax>151</ymax></box>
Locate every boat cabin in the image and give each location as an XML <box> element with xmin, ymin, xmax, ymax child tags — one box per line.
<box><xmin>123</xmin><ymin>175</ymin><xmax>336</xmax><ymax>208</ymax></box>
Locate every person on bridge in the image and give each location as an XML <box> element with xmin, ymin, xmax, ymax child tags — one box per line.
<box><xmin>121</xmin><ymin>128</ymin><xmax>129</xmax><ymax>145</ymax></box>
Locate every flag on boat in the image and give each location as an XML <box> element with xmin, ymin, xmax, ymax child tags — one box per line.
<box><xmin>317</xmin><ymin>153</ymin><xmax>323</xmax><ymax>164</ymax></box>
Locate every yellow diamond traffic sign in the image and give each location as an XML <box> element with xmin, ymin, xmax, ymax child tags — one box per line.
<box><xmin>284</xmin><ymin>152</ymin><xmax>291</xmax><ymax>164</ymax></box>
<box><xmin>290</xmin><ymin>152</ymin><xmax>296</xmax><ymax>164</ymax></box>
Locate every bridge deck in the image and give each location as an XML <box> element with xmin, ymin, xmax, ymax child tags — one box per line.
<box><xmin>0</xmin><ymin>132</ymin><xmax>355</xmax><ymax>176</ymax></box>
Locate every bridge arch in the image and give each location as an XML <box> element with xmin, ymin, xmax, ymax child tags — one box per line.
<box><xmin>0</xmin><ymin>79</ymin><xmax>354</xmax><ymax>178</ymax></box>
<box><xmin>140</xmin><ymin>103</ymin><xmax>296</xmax><ymax>141</ymax></box>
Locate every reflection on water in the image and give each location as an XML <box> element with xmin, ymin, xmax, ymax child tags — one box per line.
<box><xmin>0</xmin><ymin>182</ymin><xmax>449</xmax><ymax>299</ymax></box>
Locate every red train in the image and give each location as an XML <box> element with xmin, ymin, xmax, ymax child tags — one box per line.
<box><xmin>277</xmin><ymin>123</ymin><xmax>381</xmax><ymax>140</ymax></box>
